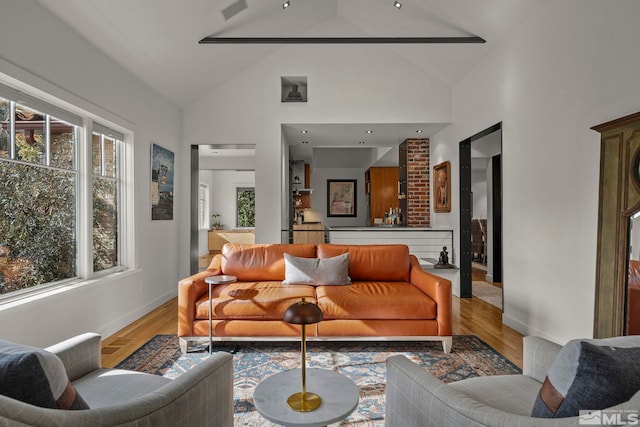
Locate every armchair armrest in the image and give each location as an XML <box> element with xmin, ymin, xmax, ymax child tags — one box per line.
<box><xmin>178</xmin><ymin>255</ymin><xmax>222</xmax><ymax>336</ymax></box>
<box><xmin>46</xmin><ymin>333</ymin><xmax>102</xmax><ymax>382</ymax></box>
<box><xmin>386</xmin><ymin>354</ymin><xmax>579</xmax><ymax>427</ymax></box>
<box><xmin>522</xmin><ymin>336</ymin><xmax>562</xmax><ymax>383</ymax></box>
<box><xmin>409</xmin><ymin>256</ymin><xmax>452</xmax><ymax>336</ymax></box>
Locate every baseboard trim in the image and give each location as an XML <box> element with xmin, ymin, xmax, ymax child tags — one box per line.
<box><xmin>99</xmin><ymin>289</ymin><xmax>177</xmax><ymax>339</ymax></box>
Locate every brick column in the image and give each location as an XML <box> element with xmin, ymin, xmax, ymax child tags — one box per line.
<box><xmin>405</xmin><ymin>138</ymin><xmax>430</xmax><ymax>227</ymax></box>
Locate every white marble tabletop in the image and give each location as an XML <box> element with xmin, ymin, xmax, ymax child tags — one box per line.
<box><xmin>253</xmin><ymin>368</ymin><xmax>359</xmax><ymax>427</ymax></box>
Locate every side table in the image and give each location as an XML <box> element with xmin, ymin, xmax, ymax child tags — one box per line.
<box><xmin>253</xmin><ymin>368</ymin><xmax>359</xmax><ymax>427</ymax></box>
<box><xmin>204</xmin><ymin>275</ymin><xmax>236</xmax><ymax>353</ymax></box>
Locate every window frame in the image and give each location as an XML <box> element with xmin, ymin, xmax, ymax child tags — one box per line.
<box><xmin>0</xmin><ymin>79</ymin><xmax>133</xmax><ymax>302</ymax></box>
<box><xmin>198</xmin><ymin>183</ymin><xmax>210</xmax><ymax>230</ymax></box>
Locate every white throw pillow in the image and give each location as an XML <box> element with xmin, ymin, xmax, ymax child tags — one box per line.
<box><xmin>283</xmin><ymin>253</ymin><xmax>351</xmax><ymax>286</ymax></box>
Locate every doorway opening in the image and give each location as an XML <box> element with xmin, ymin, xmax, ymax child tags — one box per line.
<box><xmin>459</xmin><ymin>124</ymin><xmax>503</xmax><ymax>308</ymax></box>
<box><xmin>190</xmin><ymin>144</ymin><xmax>256</xmax><ymax>274</ymax></box>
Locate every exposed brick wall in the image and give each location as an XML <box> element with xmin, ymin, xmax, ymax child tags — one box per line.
<box><xmin>406</xmin><ymin>138</ymin><xmax>430</xmax><ymax>227</ymax></box>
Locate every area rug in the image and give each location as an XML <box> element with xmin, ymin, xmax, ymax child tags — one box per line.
<box><xmin>116</xmin><ymin>336</ymin><xmax>520</xmax><ymax>426</ymax></box>
<box><xmin>473</xmin><ymin>280</ymin><xmax>503</xmax><ymax>309</ymax></box>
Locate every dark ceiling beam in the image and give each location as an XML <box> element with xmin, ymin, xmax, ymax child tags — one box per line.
<box><xmin>198</xmin><ymin>36</ymin><xmax>486</xmax><ymax>44</ymax></box>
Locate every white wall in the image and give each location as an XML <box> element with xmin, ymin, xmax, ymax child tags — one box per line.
<box><xmin>0</xmin><ymin>1</ymin><xmax>182</xmax><ymax>346</ymax></box>
<box><xmin>431</xmin><ymin>0</ymin><xmax>640</xmax><ymax>343</ymax></box>
<box><xmin>471</xmin><ymin>162</ymin><xmax>488</xmax><ymax>219</ymax></box>
<box><xmin>182</xmin><ymin>17</ymin><xmax>452</xmax><ymax>247</ymax></box>
<box><xmin>208</xmin><ymin>170</ymin><xmax>256</xmax><ymax>229</ymax></box>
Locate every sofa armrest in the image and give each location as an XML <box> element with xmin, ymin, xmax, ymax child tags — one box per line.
<box><xmin>178</xmin><ymin>255</ymin><xmax>223</xmax><ymax>336</ymax></box>
<box><xmin>409</xmin><ymin>256</ymin><xmax>452</xmax><ymax>336</ymax></box>
<box><xmin>522</xmin><ymin>336</ymin><xmax>562</xmax><ymax>383</ymax></box>
<box><xmin>46</xmin><ymin>333</ymin><xmax>102</xmax><ymax>382</ymax></box>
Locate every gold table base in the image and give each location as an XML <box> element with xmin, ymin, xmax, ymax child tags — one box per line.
<box><xmin>287</xmin><ymin>391</ymin><xmax>322</xmax><ymax>412</ymax></box>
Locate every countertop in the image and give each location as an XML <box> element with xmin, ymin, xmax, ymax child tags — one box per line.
<box><xmin>326</xmin><ymin>226</ymin><xmax>451</xmax><ymax>231</ymax></box>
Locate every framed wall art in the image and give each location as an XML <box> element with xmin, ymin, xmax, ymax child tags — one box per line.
<box><xmin>433</xmin><ymin>161</ymin><xmax>451</xmax><ymax>213</ymax></box>
<box><xmin>327</xmin><ymin>179</ymin><xmax>357</xmax><ymax>217</ymax></box>
<box><xmin>151</xmin><ymin>143</ymin><xmax>175</xmax><ymax>220</ymax></box>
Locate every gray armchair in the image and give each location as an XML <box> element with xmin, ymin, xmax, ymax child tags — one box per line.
<box><xmin>0</xmin><ymin>333</ymin><xmax>233</xmax><ymax>427</ymax></box>
<box><xmin>386</xmin><ymin>336</ymin><xmax>640</xmax><ymax>426</ymax></box>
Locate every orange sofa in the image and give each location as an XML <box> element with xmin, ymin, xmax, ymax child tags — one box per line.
<box><xmin>178</xmin><ymin>243</ymin><xmax>452</xmax><ymax>353</ymax></box>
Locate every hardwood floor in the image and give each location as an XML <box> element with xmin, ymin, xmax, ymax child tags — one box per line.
<box><xmin>101</xmin><ymin>290</ymin><xmax>524</xmax><ymax>369</ymax></box>
<box><xmin>101</xmin><ymin>298</ymin><xmax>177</xmax><ymax>368</ymax></box>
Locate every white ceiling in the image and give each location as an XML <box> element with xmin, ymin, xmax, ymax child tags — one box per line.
<box><xmin>36</xmin><ymin>0</ymin><xmax>543</xmax><ymax>163</ymax></box>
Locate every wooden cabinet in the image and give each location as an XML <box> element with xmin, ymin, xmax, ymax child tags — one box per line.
<box><xmin>292</xmin><ymin>223</ymin><xmax>324</xmax><ymax>244</ymax></box>
<box><xmin>208</xmin><ymin>229</ymin><xmax>255</xmax><ymax>254</ymax></box>
<box><xmin>366</xmin><ymin>167</ymin><xmax>399</xmax><ymax>225</ymax></box>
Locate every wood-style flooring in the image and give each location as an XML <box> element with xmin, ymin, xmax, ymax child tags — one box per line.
<box><xmin>101</xmin><ymin>266</ymin><xmax>522</xmax><ymax>369</ymax></box>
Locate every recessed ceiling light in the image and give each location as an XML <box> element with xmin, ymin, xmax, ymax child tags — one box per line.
<box><xmin>301</xmin><ymin>141</ymin><xmax>309</xmax><ymax>144</ymax></box>
<box><xmin>282</xmin><ymin>1</ymin><xmax>290</xmax><ymax>9</ymax></box>
<box><xmin>365</xmin><ymin>130</ymin><xmax>373</xmax><ymax>134</ymax></box>
<box><xmin>416</xmin><ymin>129</ymin><xmax>423</xmax><ymax>133</ymax></box>
<box><xmin>300</xmin><ymin>130</ymin><xmax>308</xmax><ymax>134</ymax></box>
<box><xmin>393</xmin><ymin>1</ymin><xmax>402</xmax><ymax>10</ymax></box>
<box><xmin>358</xmin><ymin>141</ymin><xmax>366</xmax><ymax>144</ymax></box>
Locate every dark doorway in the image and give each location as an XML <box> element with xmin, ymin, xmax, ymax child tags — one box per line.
<box><xmin>459</xmin><ymin>123</ymin><xmax>503</xmax><ymax>299</ymax></box>
<box><xmin>190</xmin><ymin>145</ymin><xmax>199</xmax><ymax>275</ymax></box>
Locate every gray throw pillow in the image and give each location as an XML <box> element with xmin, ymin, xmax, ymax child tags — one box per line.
<box><xmin>0</xmin><ymin>339</ymin><xmax>89</xmax><ymax>410</ymax></box>
<box><xmin>531</xmin><ymin>336</ymin><xmax>640</xmax><ymax>418</ymax></box>
<box><xmin>282</xmin><ymin>253</ymin><xmax>351</xmax><ymax>286</ymax></box>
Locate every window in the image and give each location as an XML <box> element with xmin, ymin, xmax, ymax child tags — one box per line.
<box><xmin>198</xmin><ymin>183</ymin><xmax>209</xmax><ymax>229</ymax></box>
<box><xmin>236</xmin><ymin>187</ymin><xmax>255</xmax><ymax>228</ymax></box>
<box><xmin>92</xmin><ymin>125</ymin><xmax>122</xmax><ymax>272</ymax></box>
<box><xmin>0</xmin><ymin>81</ymin><xmax>126</xmax><ymax>298</ymax></box>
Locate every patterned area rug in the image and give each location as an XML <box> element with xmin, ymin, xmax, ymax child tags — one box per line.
<box><xmin>473</xmin><ymin>280</ymin><xmax>503</xmax><ymax>309</ymax></box>
<box><xmin>116</xmin><ymin>336</ymin><xmax>520</xmax><ymax>426</ymax></box>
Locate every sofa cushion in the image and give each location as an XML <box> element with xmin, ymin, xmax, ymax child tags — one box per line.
<box><xmin>316</xmin><ymin>281</ymin><xmax>436</xmax><ymax>320</ymax></box>
<box><xmin>221</xmin><ymin>243</ymin><xmax>316</xmax><ymax>281</ymax></box>
<box><xmin>197</xmin><ymin>281</ymin><xmax>316</xmax><ymax>320</ymax></box>
<box><xmin>317</xmin><ymin>244</ymin><xmax>410</xmax><ymax>282</ymax></box>
<box><xmin>531</xmin><ymin>336</ymin><xmax>640</xmax><ymax>418</ymax></box>
<box><xmin>0</xmin><ymin>339</ymin><xmax>89</xmax><ymax>410</ymax></box>
<box><xmin>283</xmin><ymin>253</ymin><xmax>351</xmax><ymax>286</ymax></box>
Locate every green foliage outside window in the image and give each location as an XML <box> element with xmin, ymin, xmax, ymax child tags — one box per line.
<box><xmin>237</xmin><ymin>188</ymin><xmax>255</xmax><ymax>228</ymax></box>
<box><xmin>0</xmin><ymin>136</ymin><xmax>76</xmax><ymax>293</ymax></box>
<box><xmin>93</xmin><ymin>177</ymin><xmax>118</xmax><ymax>271</ymax></box>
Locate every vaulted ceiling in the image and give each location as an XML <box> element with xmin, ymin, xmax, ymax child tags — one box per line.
<box><xmin>37</xmin><ymin>0</ymin><xmax>544</xmax><ymax>107</ymax></box>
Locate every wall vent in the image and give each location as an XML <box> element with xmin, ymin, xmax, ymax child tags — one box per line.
<box><xmin>221</xmin><ymin>0</ymin><xmax>248</xmax><ymax>21</ymax></box>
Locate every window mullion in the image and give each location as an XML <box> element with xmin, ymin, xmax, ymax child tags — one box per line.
<box><xmin>45</xmin><ymin>115</ymin><xmax>50</xmax><ymax>166</ymax></box>
<box><xmin>9</xmin><ymin>101</ymin><xmax>15</xmax><ymax>159</ymax></box>
<box><xmin>77</xmin><ymin>119</ymin><xmax>93</xmax><ymax>279</ymax></box>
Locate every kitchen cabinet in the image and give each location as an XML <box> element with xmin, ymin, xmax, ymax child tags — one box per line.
<box><xmin>292</xmin><ymin>222</ymin><xmax>325</xmax><ymax>244</ymax></box>
<box><xmin>366</xmin><ymin>167</ymin><xmax>399</xmax><ymax>225</ymax></box>
<box><xmin>208</xmin><ymin>229</ymin><xmax>255</xmax><ymax>254</ymax></box>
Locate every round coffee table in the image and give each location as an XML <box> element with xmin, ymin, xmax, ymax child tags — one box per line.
<box><xmin>253</xmin><ymin>368</ymin><xmax>359</xmax><ymax>427</ymax></box>
<box><xmin>204</xmin><ymin>275</ymin><xmax>236</xmax><ymax>353</ymax></box>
